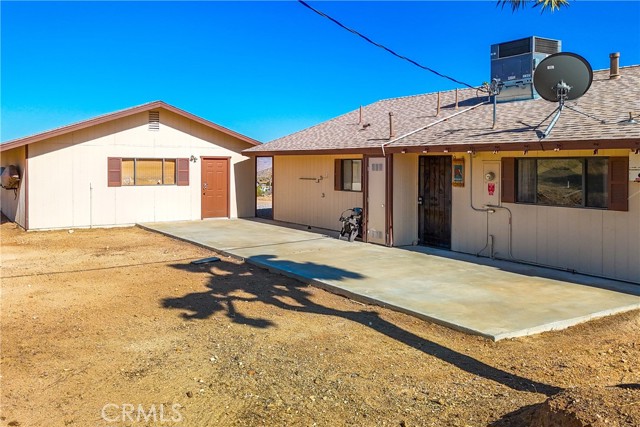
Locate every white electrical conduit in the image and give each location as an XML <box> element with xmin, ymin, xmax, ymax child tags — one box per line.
<box><xmin>380</xmin><ymin>101</ymin><xmax>490</xmax><ymax>156</ymax></box>
<box><xmin>468</xmin><ymin>155</ymin><xmax>494</xmax><ymax>257</ymax></box>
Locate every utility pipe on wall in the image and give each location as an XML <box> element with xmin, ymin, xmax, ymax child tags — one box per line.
<box><xmin>89</xmin><ymin>182</ymin><xmax>93</xmax><ymax>229</ymax></box>
<box><xmin>467</xmin><ymin>154</ymin><xmax>495</xmax><ymax>257</ymax></box>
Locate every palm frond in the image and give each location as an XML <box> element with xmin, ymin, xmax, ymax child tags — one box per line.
<box><xmin>497</xmin><ymin>0</ymin><xmax>570</xmax><ymax>13</ymax></box>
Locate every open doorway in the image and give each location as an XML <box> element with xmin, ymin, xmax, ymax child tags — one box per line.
<box><xmin>256</xmin><ymin>156</ymin><xmax>273</xmax><ymax>219</ymax></box>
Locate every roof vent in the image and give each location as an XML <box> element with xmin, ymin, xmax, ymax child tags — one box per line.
<box><xmin>490</xmin><ymin>36</ymin><xmax>561</xmax><ymax>103</ymax></box>
<box><xmin>148</xmin><ymin>111</ymin><xmax>160</xmax><ymax>131</ymax></box>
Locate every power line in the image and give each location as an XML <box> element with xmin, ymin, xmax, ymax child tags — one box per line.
<box><xmin>297</xmin><ymin>0</ymin><xmax>481</xmax><ymax>90</ymax></box>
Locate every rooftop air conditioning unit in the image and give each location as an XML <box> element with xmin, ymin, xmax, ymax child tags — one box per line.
<box><xmin>490</xmin><ymin>36</ymin><xmax>561</xmax><ymax>102</ymax></box>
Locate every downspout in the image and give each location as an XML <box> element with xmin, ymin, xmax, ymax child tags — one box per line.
<box><xmin>89</xmin><ymin>182</ymin><xmax>93</xmax><ymax>229</ymax></box>
<box><xmin>381</xmin><ymin>101</ymin><xmax>490</xmax><ymax>156</ymax></box>
<box><xmin>386</xmin><ymin>154</ymin><xmax>394</xmax><ymax>247</ymax></box>
<box><xmin>24</xmin><ymin>144</ymin><xmax>29</xmax><ymax>230</ymax></box>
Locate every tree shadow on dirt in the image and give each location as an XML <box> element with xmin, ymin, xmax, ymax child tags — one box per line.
<box><xmin>162</xmin><ymin>255</ymin><xmax>561</xmax><ymax>397</ymax></box>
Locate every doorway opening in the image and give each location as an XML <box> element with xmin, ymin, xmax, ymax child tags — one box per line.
<box><xmin>256</xmin><ymin>157</ymin><xmax>273</xmax><ymax>219</ymax></box>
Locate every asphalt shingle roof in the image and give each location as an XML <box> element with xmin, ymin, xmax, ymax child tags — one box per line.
<box><xmin>246</xmin><ymin>66</ymin><xmax>640</xmax><ymax>154</ymax></box>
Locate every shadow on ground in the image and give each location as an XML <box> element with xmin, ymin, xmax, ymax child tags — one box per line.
<box><xmin>162</xmin><ymin>255</ymin><xmax>562</xmax><ymax>397</ymax></box>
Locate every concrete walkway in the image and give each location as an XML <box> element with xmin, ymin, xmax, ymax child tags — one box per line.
<box><xmin>140</xmin><ymin>219</ymin><xmax>640</xmax><ymax>341</ymax></box>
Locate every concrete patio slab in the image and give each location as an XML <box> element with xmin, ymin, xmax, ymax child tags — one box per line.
<box><xmin>139</xmin><ymin>219</ymin><xmax>640</xmax><ymax>340</ymax></box>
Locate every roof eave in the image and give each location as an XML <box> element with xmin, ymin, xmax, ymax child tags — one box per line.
<box><xmin>1</xmin><ymin>101</ymin><xmax>260</xmax><ymax>152</ymax></box>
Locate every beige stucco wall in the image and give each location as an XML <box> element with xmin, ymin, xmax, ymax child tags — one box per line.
<box><xmin>26</xmin><ymin>108</ymin><xmax>255</xmax><ymax>229</ymax></box>
<box><xmin>273</xmin><ymin>155</ymin><xmax>363</xmax><ymax>231</ymax></box>
<box><xmin>460</xmin><ymin>150</ymin><xmax>640</xmax><ymax>282</ymax></box>
<box><xmin>389</xmin><ymin>150</ymin><xmax>640</xmax><ymax>282</ymax></box>
<box><xmin>0</xmin><ymin>146</ymin><xmax>27</xmax><ymax>227</ymax></box>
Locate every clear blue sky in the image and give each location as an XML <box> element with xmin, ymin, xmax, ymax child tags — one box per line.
<box><xmin>2</xmin><ymin>1</ymin><xmax>639</xmax><ymax>143</ymax></box>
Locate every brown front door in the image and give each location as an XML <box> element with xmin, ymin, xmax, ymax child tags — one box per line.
<box><xmin>419</xmin><ymin>156</ymin><xmax>452</xmax><ymax>249</ymax></box>
<box><xmin>201</xmin><ymin>158</ymin><xmax>229</xmax><ymax>219</ymax></box>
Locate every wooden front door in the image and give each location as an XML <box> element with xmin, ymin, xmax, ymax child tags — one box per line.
<box><xmin>419</xmin><ymin>156</ymin><xmax>452</xmax><ymax>249</ymax></box>
<box><xmin>201</xmin><ymin>158</ymin><xmax>229</xmax><ymax>219</ymax></box>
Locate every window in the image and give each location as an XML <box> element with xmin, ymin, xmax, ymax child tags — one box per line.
<box><xmin>502</xmin><ymin>156</ymin><xmax>629</xmax><ymax>211</ymax></box>
<box><xmin>334</xmin><ymin>159</ymin><xmax>362</xmax><ymax>192</ymax></box>
<box><xmin>108</xmin><ymin>158</ymin><xmax>188</xmax><ymax>187</ymax></box>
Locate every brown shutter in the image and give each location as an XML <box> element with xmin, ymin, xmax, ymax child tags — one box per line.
<box><xmin>177</xmin><ymin>158</ymin><xmax>190</xmax><ymax>186</ymax></box>
<box><xmin>501</xmin><ymin>157</ymin><xmax>516</xmax><ymax>203</ymax></box>
<box><xmin>608</xmin><ymin>156</ymin><xmax>629</xmax><ymax>211</ymax></box>
<box><xmin>334</xmin><ymin>159</ymin><xmax>342</xmax><ymax>191</ymax></box>
<box><xmin>108</xmin><ymin>157</ymin><xmax>121</xmax><ymax>187</ymax></box>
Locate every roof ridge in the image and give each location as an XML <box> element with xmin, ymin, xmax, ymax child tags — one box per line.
<box><xmin>265</xmin><ymin>87</ymin><xmax>484</xmax><ymax>144</ymax></box>
<box><xmin>1</xmin><ymin>100</ymin><xmax>260</xmax><ymax>150</ymax></box>
<box><xmin>375</xmin><ymin>86</ymin><xmax>478</xmax><ymax>103</ymax></box>
<box><xmin>593</xmin><ymin>64</ymin><xmax>640</xmax><ymax>73</ymax></box>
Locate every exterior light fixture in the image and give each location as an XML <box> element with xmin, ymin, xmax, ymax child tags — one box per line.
<box><xmin>190</xmin><ymin>155</ymin><xmax>198</xmax><ymax>163</ymax></box>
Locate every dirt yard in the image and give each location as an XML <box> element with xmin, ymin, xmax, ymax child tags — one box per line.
<box><xmin>1</xmin><ymin>218</ymin><xmax>639</xmax><ymax>427</ymax></box>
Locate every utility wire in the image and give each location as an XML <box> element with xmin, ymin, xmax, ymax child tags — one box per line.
<box><xmin>298</xmin><ymin>0</ymin><xmax>483</xmax><ymax>91</ymax></box>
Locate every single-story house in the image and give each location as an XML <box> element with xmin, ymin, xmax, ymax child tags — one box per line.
<box><xmin>244</xmin><ymin>57</ymin><xmax>640</xmax><ymax>284</ymax></box>
<box><xmin>0</xmin><ymin>101</ymin><xmax>259</xmax><ymax>229</ymax></box>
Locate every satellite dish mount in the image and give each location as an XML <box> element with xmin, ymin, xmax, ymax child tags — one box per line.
<box><xmin>533</xmin><ymin>53</ymin><xmax>597</xmax><ymax>139</ymax></box>
<box><xmin>538</xmin><ymin>79</ymin><xmax>572</xmax><ymax>138</ymax></box>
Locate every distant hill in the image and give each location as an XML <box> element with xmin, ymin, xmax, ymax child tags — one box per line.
<box><xmin>257</xmin><ymin>167</ymin><xmax>272</xmax><ymax>183</ymax></box>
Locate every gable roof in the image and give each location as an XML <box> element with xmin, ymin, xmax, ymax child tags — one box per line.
<box><xmin>245</xmin><ymin>66</ymin><xmax>640</xmax><ymax>155</ymax></box>
<box><xmin>1</xmin><ymin>100</ymin><xmax>260</xmax><ymax>152</ymax></box>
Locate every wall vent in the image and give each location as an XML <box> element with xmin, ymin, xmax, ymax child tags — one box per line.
<box><xmin>371</xmin><ymin>163</ymin><xmax>384</xmax><ymax>172</ymax></box>
<box><xmin>148</xmin><ymin>111</ymin><xmax>160</xmax><ymax>131</ymax></box>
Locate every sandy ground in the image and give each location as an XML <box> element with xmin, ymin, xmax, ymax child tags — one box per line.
<box><xmin>1</xmin><ymin>218</ymin><xmax>639</xmax><ymax>426</ymax></box>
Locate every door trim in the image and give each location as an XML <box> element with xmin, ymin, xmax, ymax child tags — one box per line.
<box><xmin>364</xmin><ymin>155</ymin><xmax>392</xmax><ymax>246</ymax></box>
<box><xmin>255</xmin><ymin>156</ymin><xmax>274</xmax><ymax>219</ymax></box>
<box><xmin>200</xmin><ymin>157</ymin><xmax>231</xmax><ymax>220</ymax></box>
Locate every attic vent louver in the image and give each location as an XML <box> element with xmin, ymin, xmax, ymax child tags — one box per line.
<box><xmin>148</xmin><ymin>111</ymin><xmax>160</xmax><ymax>131</ymax></box>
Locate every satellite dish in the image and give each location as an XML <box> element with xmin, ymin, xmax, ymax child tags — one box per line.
<box><xmin>533</xmin><ymin>52</ymin><xmax>594</xmax><ymax>139</ymax></box>
<box><xmin>534</xmin><ymin>52</ymin><xmax>593</xmax><ymax>102</ymax></box>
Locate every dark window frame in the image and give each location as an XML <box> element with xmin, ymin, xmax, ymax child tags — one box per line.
<box><xmin>334</xmin><ymin>159</ymin><xmax>363</xmax><ymax>192</ymax></box>
<box><xmin>501</xmin><ymin>156</ymin><xmax>628</xmax><ymax>211</ymax></box>
<box><xmin>108</xmin><ymin>157</ymin><xmax>189</xmax><ymax>187</ymax></box>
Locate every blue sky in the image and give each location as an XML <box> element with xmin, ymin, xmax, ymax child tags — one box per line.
<box><xmin>2</xmin><ymin>1</ymin><xmax>639</xmax><ymax>143</ymax></box>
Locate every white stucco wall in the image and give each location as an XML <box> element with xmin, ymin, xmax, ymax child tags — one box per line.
<box><xmin>26</xmin><ymin>108</ymin><xmax>255</xmax><ymax>229</ymax></box>
<box><xmin>0</xmin><ymin>146</ymin><xmax>27</xmax><ymax>228</ymax></box>
<box><xmin>273</xmin><ymin>155</ymin><xmax>363</xmax><ymax>231</ymax></box>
